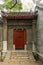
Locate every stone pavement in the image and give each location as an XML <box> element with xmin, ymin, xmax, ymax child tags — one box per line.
<box><xmin>0</xmin><ymin>51</ymin><xmax>42</xmax><ymax>65</ymax></box>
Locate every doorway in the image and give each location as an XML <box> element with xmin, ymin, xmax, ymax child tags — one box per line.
<box><xmin>13</xmin><ymin>29</ymin><xmax>26</xmax><ymax>50</ymax></box>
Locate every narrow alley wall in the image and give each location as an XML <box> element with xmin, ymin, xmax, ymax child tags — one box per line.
<box><xmin>37</xmin><ymin>8</ymin><xmax>43</xmax><ymax>54</ymax></box>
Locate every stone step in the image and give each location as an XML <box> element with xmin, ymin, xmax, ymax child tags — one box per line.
<box><xmin>4</xmin><ymin>51</ymin><xmax>36</xmax><ymax>62</ymax></box>
<box><xmin>4</xmin><ymin>56</ymin><xmax>35</xmax><ymax>62</ymax></box>
<box><xmin>4</xmin><ymin>51</ymin><xmax>11</xmax><ymax>61</ymax></box>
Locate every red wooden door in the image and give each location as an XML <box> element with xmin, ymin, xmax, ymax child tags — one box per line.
<box><xmin>13</xmin><ymin>30</ymin><xmax>26</xmax><ymax>49</ymax></box>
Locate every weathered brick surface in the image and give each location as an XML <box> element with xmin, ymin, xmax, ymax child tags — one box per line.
<box><xmin>0</xmin><ymin>24</ymin><xmax>3</xmax><ymax>50</ymax></box>
<box><xmin>37</xmin><ymin>9</ymin><xmax>43</xmax><ymax>54</ymax></box>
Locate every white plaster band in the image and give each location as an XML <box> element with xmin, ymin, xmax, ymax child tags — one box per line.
<box><xmin>3</xmin><ymin>41</ymin><xmax>7</xmax><ymax>51</ymax></box>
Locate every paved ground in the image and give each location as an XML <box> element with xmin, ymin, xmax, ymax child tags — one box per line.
<box><xmin>0</xmin><ymin>51</ymin><xmax>42</xmax><ymax>65</ymax></box>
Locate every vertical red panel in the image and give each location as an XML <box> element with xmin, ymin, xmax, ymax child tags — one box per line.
<box><xmin>13</xmin><ymin>30</ymin><xmax>26</xmax><ymax>49</ymax></box>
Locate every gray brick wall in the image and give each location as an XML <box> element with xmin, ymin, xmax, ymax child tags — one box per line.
<box><xmin>37</xmin><ymin>9</ymin><xmax>43</xmax><ymax>54</ymax></box>
<box><xmin>0</xmin><ymin>24</ymin><xmax>3</xmax><ymax>50</ymax></box>
<box><xmin>26</xmin><ymin>29</ymin><xmax>32</xmax><ymax>51</ymax></box>
<box><xmin>7</xmin><ymin>29</ymin><xmax>13</xmax><ymax>50</ymax></box>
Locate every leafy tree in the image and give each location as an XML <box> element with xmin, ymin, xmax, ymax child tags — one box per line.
<box><xmin>0</xmin><ymin>0</ymin><xmax>22</xmax><ymax>12</ymax></box>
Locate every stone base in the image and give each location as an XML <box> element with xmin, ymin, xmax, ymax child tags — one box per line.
<box><xmin>24</xmin><ymin>44</ymin><xmax>26</xmax><ymax>50</ymax></box>
<box><xmin>13</xmin><ymin>44</ymin><xmax>15</xmax><ymax>50</ymax></box>
<box><xmin>13</xmin><ymin>44</ymin><xmax>26</xmax><ymax>50</ymax></box>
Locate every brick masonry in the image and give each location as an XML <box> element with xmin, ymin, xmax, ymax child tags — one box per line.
<box><xmin>37</xmin><ymin>8</ymin><xmax>43</xmax><ymax>54</ymax></box>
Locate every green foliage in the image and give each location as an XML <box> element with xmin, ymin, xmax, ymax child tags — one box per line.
<box><xmin>5</xmin><ymin>0</ymin><xmax>15</xmax><ymax>9</ymax></box>
<box><xmin>11</xmin><ymin>2</ymin><xmax>22</xmax><ymax>12</ymax></box>
<box><xmin>0</xmin><ymin>5</ymin><xmax>3</xmax><ymax>10</ymax></box>
<box><xmin>0</xmin><ymin>0</ymin><xmax>22</xmax><ymax>12</ymax></box>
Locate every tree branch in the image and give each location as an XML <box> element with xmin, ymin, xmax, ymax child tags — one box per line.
<box><xmin>10</xmin><ymin>0</ymin><xmax>17</xmax><ymax>9</ymax></box>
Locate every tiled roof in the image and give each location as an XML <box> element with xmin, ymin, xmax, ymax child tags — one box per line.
<box><xmin>1</xmin><ymin>12</ymin><xmax>38</xmax><ymax>20</ymax></box>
